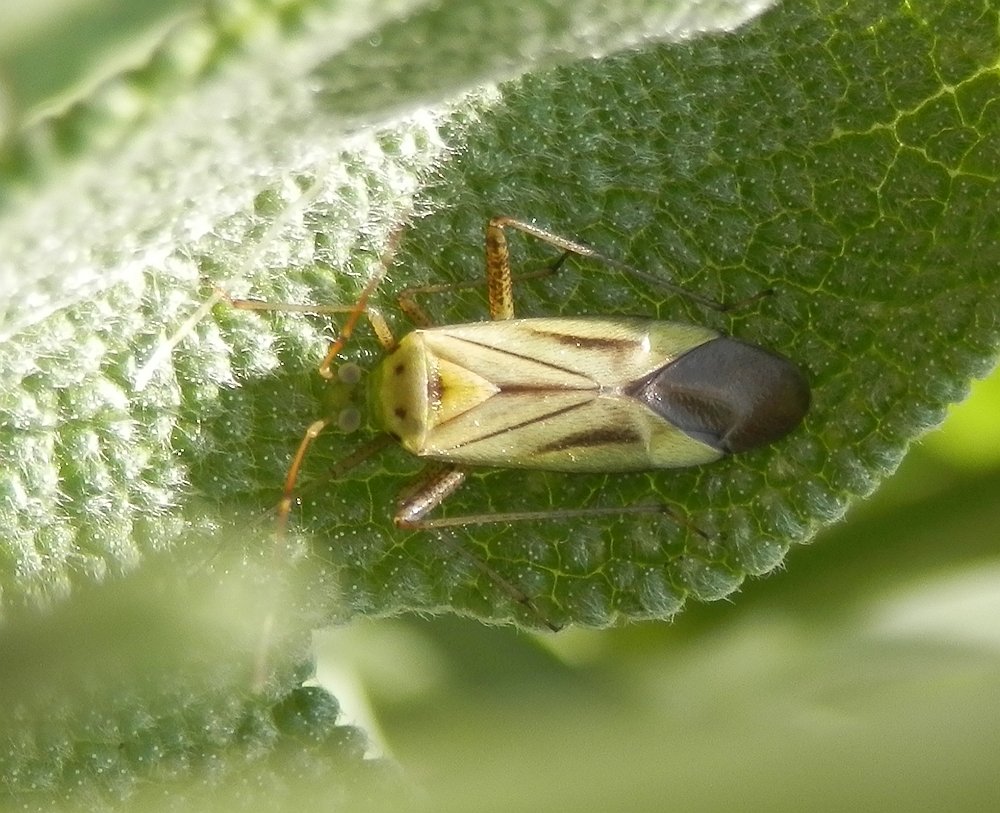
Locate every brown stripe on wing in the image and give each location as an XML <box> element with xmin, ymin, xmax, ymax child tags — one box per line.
<box><xmin>535</xmin><ymin>425</ymin><xmax>644</xmax><ymax>455</ymax></box>
<box><xmin>525</xmin><ymin>326</ymin><xmax>642</xmax><ymax>351</ymax></box>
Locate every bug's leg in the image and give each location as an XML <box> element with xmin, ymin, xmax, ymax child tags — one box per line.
<box><xmin>226</xmin><ymin>225</ymin><xmax>404</xmax><ymax>377</ymax></box>
<box><xmin>394</xmin><ymin>464</ymin><xmax>561</xmax><ymax>631</ymax></box>
<box><xmin>278</xmin><ymin>304</ymin><xmax>396</xmax><ymax>530</ymax></box>
<box><xmin>394</xmin><ymin>463</ymin><xmax>469</xmax><ymax>530</ymax></box>
<box><xmin>221</xmin><ymin>286</ymin><xmax>397</xmax><ymax>381</ymax></box>
<box><xmin>398</xmin><ymin>218</ymin><xmax>573</xmax><ymax>323</ymax></box>
<box><xmin>403</xmin><ymin>501</ymin><xmax>708</xmax><ymax>539</ymax></box>
<box><xmin>396</xmin><ymin>266</ymin><xmax>563</xmax><ymax>326</ymax></box>
<box><xmin>275</xmin><ymin>306</ymin><xmax>399</xmax><ymax>529</ymax></box>
<box><xmin>220</xmin><ymin>291</ymin><xmax>363</xmax><ymax>359</ymax></box>
<box><xmin>214</xmin><ymin>286</ymin><xmax>397</xmax><ymax>535</ymax></box>
<box><xmin>275</xmin><ymin>418</ymin><xmax>330</xmax><ymax>536</ymax></box>
<box><xmin>484</xmin><ymin>218</ymin><xmax>517</xmax><ymax>319</ymax></box>
<box><xmin>394</xmin><ymin>216</ymin><xmax>574</xmax><ymax>325</ymax></box>
<box><xmin>227</xmin><ymin>229</ymin><xmax>405</xmax><ymax>537</ymax></box>
<box><xmin>489</xmin><ymin>216</ymin><xmax>773</xmax><ymax>313</ymax></box>
<box><xmin>271</xmin><ymin>431</ymin><xmax>396</xmax><ymax>534</ymax></box>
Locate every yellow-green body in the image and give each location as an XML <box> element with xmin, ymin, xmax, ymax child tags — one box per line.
<box><xmin>370</xmin><ymin>316</ymin><xmax>725</xmax><ymax>472</ymax></box>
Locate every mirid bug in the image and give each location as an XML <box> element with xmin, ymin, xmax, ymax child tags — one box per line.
<box><xmin>229</xmin><ymin>216</ymin><xmax>810</xmax><ymax>536</ymax></box>
<box><xmin>223</xmin><ymin>216</ymin><xmax>810</xmax><ymax>630</ymax></box>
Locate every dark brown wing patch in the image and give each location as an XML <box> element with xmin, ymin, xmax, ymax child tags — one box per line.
<box><xmin>535</xmin><ymin>425</ymin><xmax>644</xmax><ymax>455</ymax></box>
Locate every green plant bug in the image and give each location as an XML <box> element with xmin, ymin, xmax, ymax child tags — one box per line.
<box><xmin>224</xmin><ymin>216</ymin><xmax>810</xmax><ymax>628</ymax></box>
<box><xmin>228</xmin><ymin>216</ymin><xmax>810</xmax><ymax>531</ymax></box>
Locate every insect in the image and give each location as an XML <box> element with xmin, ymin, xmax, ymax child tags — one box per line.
<box><xmin>229</xmin><ymin>216</ymin><xmax>810</xmax><ymax>532</ymax></box>
<box><xmin>225</xmin><ymin>216</ymin><xmax>810</xmax><ymax>628</ymax></box>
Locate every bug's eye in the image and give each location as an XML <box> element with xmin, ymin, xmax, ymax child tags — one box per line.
<box><xmin>338</xmin><ymin>363</ymin><xmax>363</xmax><ymax>385</ymax></box>
<box><xmin>338</xmin><ymin>407</ymin><xmax>362</xmax><ymax>433</ymax></box>
<box><xmin>628</xmin><ymin>337</ymin><xmax>810</xmax><ymax>454</ymax></box>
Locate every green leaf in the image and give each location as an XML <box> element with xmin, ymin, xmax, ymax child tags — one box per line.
<box><xmin>2</xmin><ymin>0</ymin><xmax>1000</xmax><ymax>802</ymax></box>
<box><xmin>2</xmin><ymin>0</ymin><xmax>1000</xmax><ymax>633</ymax></box>
<box><xmin>1</xmin><ymin>0</ymin><xmax>820</xmax><ymax>805</ymax></box>
<box><xmin>221</xmin><ymin>0</ymin><xmax>1000</xmax><ymax>631</ymax></box>
<box><xmin>0</xmin><ymin>0</ymin><xmax>799</xmax><ymax>625</ymax></box>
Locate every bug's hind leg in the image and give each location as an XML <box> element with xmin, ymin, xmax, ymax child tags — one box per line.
<box><xmin>490</xmin><ymin>215</ymin><xmax>774</xmax><ymax>313</ymax></box>
<box><xmin>394</xmin><ymin>463</ymin><xmax>561</xmax><ymax>631</ymax></box>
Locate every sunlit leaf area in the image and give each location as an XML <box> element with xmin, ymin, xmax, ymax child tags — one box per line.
<box><xmin>1</xmin><ymin>0</ymin><xmax>998</xmax><ymax>810</ymax></box>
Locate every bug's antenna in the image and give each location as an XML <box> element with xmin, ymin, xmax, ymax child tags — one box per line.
<box><xmin>316</xmin><ymin>228</ymin><xmax>401</xmax><ymax>379</ymax></box>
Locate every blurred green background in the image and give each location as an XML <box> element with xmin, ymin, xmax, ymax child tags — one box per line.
<box><xmin>0</xmin><ymin>0</ymin><xmax>190</xmax><ymax>117</ymax></box>
<box><xmin>2</xmin><ymin>0</ymin><xmax>999</xmax><ymax>810</ymax></box>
